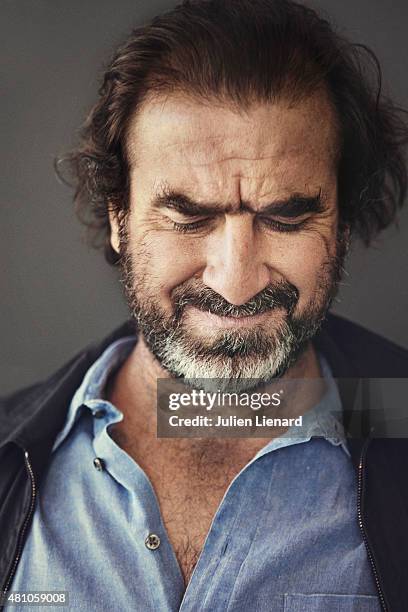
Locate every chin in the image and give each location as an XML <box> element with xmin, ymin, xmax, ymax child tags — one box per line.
<box><xmin>157</xmin><ymin>336</ymin><xmax>298</xmax><ymax>386</ymax></box>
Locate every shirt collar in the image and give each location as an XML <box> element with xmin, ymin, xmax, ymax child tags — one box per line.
<box><xmin>254</xmin><ymin>354</ymin><xmax>349</xmax><ymax>460</ymax></box>
<box><xmin>52</xmin><ymin>336</ymin><xmax>348</xmax><ymax>458</ymax></box>
<box><xmin>52</xmin><ymin>335</ymin><xmax>136</xmax><ymax>452</ymax></box>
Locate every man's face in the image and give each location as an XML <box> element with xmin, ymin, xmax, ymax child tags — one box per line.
<box><xmin>111</xmin><ymin>92</ymin><xmax>345</xmax><ymax>381</ymax></box>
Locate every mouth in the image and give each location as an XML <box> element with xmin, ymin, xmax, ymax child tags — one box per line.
<box><xmin>185</xmin><ymin>305</ymin><xmax>282</xmax><ymax>329</ymax></box>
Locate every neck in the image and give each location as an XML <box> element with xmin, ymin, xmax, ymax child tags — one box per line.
<box><xmin>107</xmin><ymin>334</ymin><xmax>322</xmax><ymax>449</ymax></box>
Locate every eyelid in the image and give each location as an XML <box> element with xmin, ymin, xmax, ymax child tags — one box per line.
<box><xmin>258</xmin><ymin>217</ymin><xmax>306</xmax><ymax>228</ymax></box>
<box><xmin>260</xmin><ymin>210</ymin><xmax>312</xmax><ymax>220</ymax></box>
<box><xmin>166</xmin><ymin>208</ymin><xmax>313</xmax><ymax>234</ymax></box>
<box><xmin>171</xmin><ymin>219</ymin><xmax>210</xmax><ymax>233</ymax></box>
<box><xmin>166</xmin><ymin>206</ymin><xmax>213</xmax><ymax>219</ymax></box>
<box><xmin>171</xmin><ymin>217</ymin><xmax>307</xmax><ymax>235</ymax></box>
<box><xmin>259</xmin><ymin>217</ymin><xmax>307</xmax><ymax>232</ymax></box>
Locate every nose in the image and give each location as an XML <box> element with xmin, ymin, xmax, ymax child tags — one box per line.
<box><xmin>202</xmin><ymin>214</ymin><xmax>271</xmax><ymax>305</ymax></box>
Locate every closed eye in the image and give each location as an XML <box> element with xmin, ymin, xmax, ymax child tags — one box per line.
<box><xmin>170</xmin><ymin>218</ymin><xmax>211</xmax><ymax>233</ymax></box>
<box><xmin>166</xmin><ymin>209</ymin><xmax>311</xmax><ymax>234</ymax></box>
<box><xmin>164</xmin><ymin>206</ymin><xmax>215</xmax><ymax>232</ymax></box>
<box><xmin>258</xmin><ymin>215</ymin><xmax>308</xmax><ymax>232</ymax></box>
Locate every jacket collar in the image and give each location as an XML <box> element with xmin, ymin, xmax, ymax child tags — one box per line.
<box><xmin>0</xmin><ymin>320</ymin><xmax>136</xmax><ymax>476</ymax></box>
<box><xmin>313</xmin><ymin>320</ymin><xmax>367</xmax><ymax>469</ymax></box>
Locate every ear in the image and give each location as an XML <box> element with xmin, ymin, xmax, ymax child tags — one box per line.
<box><xmin>108</xmin><ymin>206</ymin><xmax>120</xmax><ymax>254</ymax></box>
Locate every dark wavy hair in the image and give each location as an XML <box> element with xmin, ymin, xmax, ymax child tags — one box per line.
<box><xmin>57</xmin><ymin>0</ymin><xmax>408</xmax><ymax>265</ymax></box>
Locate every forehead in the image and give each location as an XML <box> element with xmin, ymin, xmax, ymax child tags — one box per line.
<box><xmin>126</xmin><ymin>92</ymin><xmax>339</xmax><ymax>204</ymax></box>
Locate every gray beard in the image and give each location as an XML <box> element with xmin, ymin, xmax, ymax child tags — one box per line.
<box><xmin>138</xmin><ymin>302</ymin><xmax>322</xmax><ymax>383</ymax></box>
<box><xmin>118</xmin><ymin>222</ymin><xmax>347</xmax><ymax>388</ymax></box>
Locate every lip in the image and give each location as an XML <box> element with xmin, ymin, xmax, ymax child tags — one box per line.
<box><xmin>186</xmin><ymin>306</ymin><xmax>278</xmax><ymax>329</ymax></box>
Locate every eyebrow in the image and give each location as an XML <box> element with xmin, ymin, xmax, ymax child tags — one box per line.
<box><xmin>152</xmin><ymin>189</ymin><xmax>325</xmax><ymax>217</ymax></box>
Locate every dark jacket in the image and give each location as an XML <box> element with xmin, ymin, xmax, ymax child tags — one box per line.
<box><xmin>1</xmin><ymin>313</ymin><xmax>408</xmax><ymax>611</ymax></box>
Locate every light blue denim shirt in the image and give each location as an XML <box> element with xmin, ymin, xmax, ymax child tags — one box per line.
<box><xmin>10</xmin><ymin>336</ymin><xmax>381</xmax><ymax>611</ymax></box>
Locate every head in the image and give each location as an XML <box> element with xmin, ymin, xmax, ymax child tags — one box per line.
<box><xmin>61</xmin><ymin>0</ymin><xmax>408</xmax><ymax>383</ymax></box>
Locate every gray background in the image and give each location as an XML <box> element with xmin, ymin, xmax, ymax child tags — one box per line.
<box><xmin>2</xmin><ymin>0</ymin><xmax>408</xmax><ymax>395</ymax></box>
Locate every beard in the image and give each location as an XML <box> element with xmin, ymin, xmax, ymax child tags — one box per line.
<box><xmin>117</xmin><ymin>220</ymin><xmax>347</xmax><ymax>385</ymax></box>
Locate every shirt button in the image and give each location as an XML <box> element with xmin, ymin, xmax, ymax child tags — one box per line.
<box><xmin>93</xmin><ymin>457</ymin><xmax>105</xmax><ymax>471</ymax></box>
<box><xmin>93</xmin><ymin>409</ymin><xmax>106</xmax><ymax>419</ymax></box>
<box><xmin>145</xmin><ymin>533</ymin><xmax>161</xmax><ymax>550</ymax></box>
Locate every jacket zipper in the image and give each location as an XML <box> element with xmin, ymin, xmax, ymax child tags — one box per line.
<box><xmin>2</xmin><ymin>449</ymin><xmax>37</xmax><ymax>597</ymax></box>
<box><xmin>357</xmin><ymin>440</ymin><xmax>387</xmax><ymax>612</ymax></box>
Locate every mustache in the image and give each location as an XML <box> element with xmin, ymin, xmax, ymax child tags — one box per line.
<box><xmin>171</xmin><ymin>279</ymin><xmax>299</xmax><ymax>320</ymax></box>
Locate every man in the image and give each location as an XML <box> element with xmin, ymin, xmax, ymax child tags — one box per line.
<box><xmin>1</xmin><ymin>0</ymin><xmax>408</xmax><ymax>610</ymax></box>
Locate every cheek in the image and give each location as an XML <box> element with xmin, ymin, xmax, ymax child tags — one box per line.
<box><xmin>267</xmin><ymin>231</ymin><xmax>335</xmax><ymax>306</ymax></box>
<box><xmin>130</xmin><ymin>224</ymin><xmax>204</xmax><ymax>300</ymax></box>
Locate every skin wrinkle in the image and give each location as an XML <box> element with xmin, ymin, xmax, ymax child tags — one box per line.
<box><xmin>113</xmin><ymin>94</ymin><xmax>341</xmax><ymax>370</ymax></box>
<box><xmin>127</xmin><ymin>90</ymin><xmax>340</xmax><ymax>171</ymax></box>
<box><xmin>107</xmin><ymin>91</ymin><xmax>347</xmax><ymax>585</ymax></box>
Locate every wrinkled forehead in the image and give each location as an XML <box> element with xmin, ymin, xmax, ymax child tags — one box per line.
<box><xmin>125</xmin><ymin>91</ymin><xmax>340</xmax><ymax>202</ymax></box>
